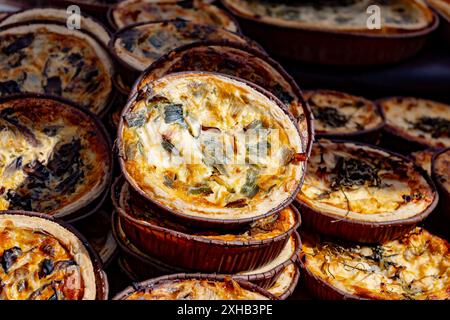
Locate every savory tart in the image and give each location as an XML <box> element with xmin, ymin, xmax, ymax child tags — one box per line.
<box><xmin>379</xmin><ymin>97</ymin><xmax>450</xmax><ymax>149</ymax></box>
<box><xmin>119</xmin><ymin>72</ymin><xmax>306</xmax><ymax>226</ymax></box>
<box><xmin>410</xmin><ymin>149</ymin><xmax>436</xmax><ymax>176</ymax></box>
<box><xmin>305</xmin><ymin>89</ymin><xmax>383</xmax><ymax>138</ymax></box>
<box><xmin>0</xmin><ymin>8</ymin><xmax>111</xmax><ymax>46</ymax></box>
<box><xmin>114</xmin><ymin>274</ymin><xmax>275</xmax><ymax>300</ymax></box>
<box><xmin>222</xmin><ymin>0</ymin><xmax>435</xmax><ymax>33</ymax></box>
<box><xmin>0</xmin><ymin>22</ymin><xmax>114</xmax><ymax>115</ymax></box>
<box><xmin>301</xmin><ymin>228</ymin><xmax>450</xmax><ymax>300</ymax></box>
<box><xmin>0</xmin><ymin>212</ymin><xmax>103</xmax><ymax>300</ymax></box>
<box><xmin>432</xmin><ymin>148</ymin><xmax>450</xmax><ymax>220</ymax></box>
<box><xmin>296</xmin><ymin>139</ymin><xmax>437</xmax><ymax>243</ymax></box>
<box><xmin>112</xmin><ymin>177</ymin><xmax>300</xmax><ymax>273</ymax></box>
<box><xmin>0</xmin><ymin>96</ymin><xmax>112</xmax><ymax>219</ymax></box>
<box><xmin>428</xmin><ymin>0</ymin><xmax>450</xmax><ymax>20</ymax></box>
<box><xmin>112</xmin><ymin>20</ymin><xmax>254</xmax><ymax>73</ymax></box>
<box><xmin>110</xmin><ymin>0</ymin><xmax>239</xmax><ymax>31</ymax></box>
<box><xmin>139</xmin><ymin>42</ymin><xmax>313</xmax><ymax>153</ymax></box>
<box><xmin>267</xmin><ymin>262</ymin><xmax>299</xmax><ymax>300</ymax></box>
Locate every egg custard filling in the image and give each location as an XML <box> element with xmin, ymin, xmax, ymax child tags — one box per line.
<box><xmin>297</xmin><ymin>140</ymin><xmax>435</xmax><ymax>222</ymax></box>
<box><xmin>120</xmin><ymin>73</ymin><xmax>305</xmax><ymax>220</ymax></box>
<box><xmin>302</xmin><ymin>228</ymin><xmax>450</xmax><ymax>300</ymax></box>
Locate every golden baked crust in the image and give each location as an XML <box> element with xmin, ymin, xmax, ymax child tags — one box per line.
<box><xmin>305</xmin><ymin>90</ymin><xmax>383</xmax><ymax>135</ymax></box>
<box><xmin>120</xmin><ymin>73</ymin><xmax>305</xmax><ymax>220</ymax></box>
<box><xmin>120</xmin><ymin>180</ymin><xmax>297</xmax><ymax>241</ymax></box>
<box><xmin>297</xmin><ymin>139</ymin><xmax>435</xmax><ymax>222</ymax></box>
<box><xmin>410</xmin><ymin>149</ymin><xmax>435</xmax><ymax>176</ymax></box>
<box><xmin>302</xmin><ymin>228</ymin><xmax>450</xmax><ymax>300</ymax></box>
<box><xmin>434</xmin><ymin>149</ymin><xmax>450</xmax><ymax>192</ymax></box>
<box><xmin>222</xmin><ymin>0</ymin><xmax>434</xmax><ymax>33</ymax></box>
<box><xmin>112</xmin><ymin>0</ymin><xmax>238</xmax><ymax>31</ymax></box>
<box><xmin>380</xmin><ymin>97</ymin><xmax>450</xmax><ymax>149</ymax></box>
<box><xmin>0</xmin><ymin>97</ymin><xmax>111</xmax><ymax>218</ymax></box>
<box><xmin>0</xmin><ymin>214</ymin><xmax>96</xmax><ymax>300</ymax></box>
<box><xmin>123</xmin><ymin>278</ymin><xmax>269</xmax><ymax>300</ymax></box>
<box><xmin>113</xmin><ymin>21</ymin><xmax>249</xmax><ymax>72</ymax></box>
<box><xmin>0</xmin><ymin>23</ymin><xmax>113</xmax><ymax>115</ymax></box>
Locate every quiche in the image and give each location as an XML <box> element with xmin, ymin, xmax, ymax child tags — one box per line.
<box><xmin>428</xmin><ymin>0</ymin><xmax>450</xmax><ymax>20</ymax></box>
<box><xmin>410</xmin><ymin>149</ymin><xmax>436</xmax><ymax>176</ymax></box>
<box><xmin>0</xmin><ymin>96</ymin><xmax>111</xmax><ymax>219</ymax></box>
<box><xmin>0</xmin><ymin>8</ymin><xmax>111</xmax><ymax>46</ymax></box>
<box><xmin>112</xmin><ymin>20</ymin><xmax>253</xmax><ymax>72</ymax></box>
<box><xmin>0</xmin><ymin>213</ymin><xmax>98</xmax><ymax>300</ymax></box>
<box><xmin>305</xmin><ymin>90</ymin><xmax>383</xmax><ymax>137</ymax></box>
<box><xmin>0</xmin><ymin>23</ymin><xmax>114</xmax><ymax>115</ymax></box>
<box><xmin>301</xmin><ymin>228</ymin><xmax>450</xmax><ymax>300</ymax></box>
<box><xmin>119</xmin><ymin>72</ymin><xmax>305</xmax><ymax>223</ymax></box>
<box><xmin>296</xmin><ymin>139</ymin><xmax>437</xmax><ymax>242</ymax></box>
<box><xmin>110</xmin><ymin>0</ymin><xmax>239</xmax><ymax>31</ymax></box>
<box><xmin>139</xmin><ymin>42</ymin><xmax>312</xmax><ymax>152</ymax></box>
<box><xmin>222</xmin><ymin>0</ymin><xmax>435</xmax><ymax>33</ymax></box>
<box><xmin>379</xmin><ymin>97</ymin><xmax>450</xmax><ymax>149</ymax></box>
<box><xmin>432</xmin><ymin>148</ymin><xmax>450</xmax><ymax>220</ymax></box>
<box><xmin>267</xmin><ymin>262</ymin><xmax>299</xmax><ymax>299</ymax></box>
<box><xmin>114</xmin><ymin>275</ymin><xmax>273</xmax><ymax>300</ymax></box>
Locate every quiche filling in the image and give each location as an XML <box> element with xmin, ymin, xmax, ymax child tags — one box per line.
<box><xmin>122</xmin><ymin>278</ymin><xmax>269</xmax><ymax>300</ymax></box>
<box><xmin>302</xmin><ymin>228</ymin><xmax>450</xmax><ymax>300</ymax></box>
<box><xmin>0</xmin><ymin>215</ymin><xmax>96</xmax><ymax>300</ymax></box>
<box><xmin>0</xmin><ymin>97</ymin><xmax>110</xmax><ymax>217</ymax></box>
<box><xmin>119</xmin><ymin>181</ymin><xmax>297</xmax><ymax>241</ymax></box>
<box><xmin>267</xmin><ymin>263</ymin><xmax>297</xmax><ymax>297</ymax></box>
<box><xmin>380</xmin><ymin>97</ymin><xmax>450</xmax><ymax>149</ymax></box>
<box><xmin>112</xmin><ymin>0</ymin><xmax>238</xmax><ymax>31</ymax></box>
<box><xmin>223</xmin><ymin>0</ymin><xmax>433</xmax><ymax>32</ymax></box>
<box><xmin>0</xmin><ymin>24</ymin><xmax>113</xmax><ymax>115</ymax></box>
<box><xmin>121</xmin><ymin>73</ymin><xmax>305</xmax><ymax>219</ymax></box>
<box><xmin>114</xmin><ymin>21</ymin><xmax>249</xmax><ymax>71</ymax></box>
<box><xmin>434</xmin><ymin>149</ymin><xmax>450</xmax><ymax>193</ymax></box>
<box><xmin>297</xmin><ymin>140</ymin><xmax>435</xmax><ymax>222</ymax></box>
<box><xmin>305</xmin><ymin>90</ymin><xmax>383</xmax><ymax>135</ymax></box>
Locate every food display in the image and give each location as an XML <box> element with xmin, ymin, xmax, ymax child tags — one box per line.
<box><xmin>296</xmin><ymin>139</ymin><xmax>437</xmax><ymax>243</ymax></box>
<box><xmin>0</xmin><ymin>212</ymin><xmax>108</xmax><ymax>300</ymax></box>
<box><xmin>0</xmin><ymin>0</ymin><xmax>447</xmax><ymax>302</ymax></box>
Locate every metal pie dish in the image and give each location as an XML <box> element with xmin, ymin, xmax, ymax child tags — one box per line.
<box><xmin>431</xmin><ymin>147</ymin><xmax>450</xmax><ymax>221</ymax></box>
<box><xmin>111</xmin><ymin>176</ymin><xmax>301</xmax><ymax>273</ymax></box>
<box><xmin>295</xmin><ymin>139</ymin><xmax>439</xmax><ymax>243</ymax></box>
<box><xmin>118</xmin><ymin>71</ymin><xmax>307</xmax><ymax>229</ymax></box>
<box><xmin>304</xmin><ymin>89</ymin><xmax>384</xmax><ymax>144</ymax></box>
<box><xmin>109</xmin><ymin>20</ymin><xmax>261</xmax><ymax>85</ymax></box>
<box><xmin>0</xmin><ymin>94</ymin><xmax>113</xmax><ymax>221</ymax></box>
<box><xmin>0</xmin><ymin>210</ymin><xmax>108</xmax><ymax>300</ymax></box>
<box><xmin>0</xmin><ymin>21</ymin><xmax>116</xmax><ymax>118</ymax></box>
<box><xmin>220</xmin><ymin>0</ymin><xmax>439</xmax><ymax>66</ymax></box>
<box><xmin>299</xmin><ymin>228</ymin><xmax>450</xmax><ymax>300</ymax></box>
<box><xmin>0</xmin><ymin>6</ymin><xmax>112</xmax><ymax>46</ymax></box>
<box><xmin>113</xmin><ymin>273</ymin><xmax>278</xmax><ymax>300</ymax></box>
<box><xmin>108</xmin><ymin>0</ymin><xmax>240</xmax><ymax>32</ymax></box>
<box><xmin>378</xmin><ymin>97</ymin><xmax>450</xmax><ymax>153</ymax></box>
<box><xmin>136</xmin><ymin>40</ymin><xmax>313</xmax><ymax>155</ymax></box>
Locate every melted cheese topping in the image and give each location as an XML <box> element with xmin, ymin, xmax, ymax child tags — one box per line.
<box><xmin>0</xmin><ymin>97</ymin><xmax>110</xmax><ymax>217</ymax></box>
<box><xmin>0</xmin><ymin>215</ymin><xmax>96</xmax><ymax>300</ymax></box>
<box><xmin>0</xmin><ymin>8</ymin><xmax>111</xmax><ymax>45</ymax></box>
<box><xmin>123</xmin><ymin>278</ymin><xmax>269</xmax><ymax>300</ymax></box>
<box><xmin>223</xmin><ymin>0</ymin><xmax>434</xmax><ymax>32</ymax></box>
<box><xmin>305</xmin><ymin>90</ymin><xmax>383</xmax><ymax>135</ymax></box>
<box><xmin>140</xmin><ymin>44</ymin><xmax>309</xmax><ymax>147</ymax></box>
<box><xmin>119</xmin><ymin>181</ymin><xmax>296</xmax><ymax>241</ymax></box>
<box><xmin>112</xmin><ymin>0</ymin><xmax>238</xmax><ymax>31</ymax></box>
<box><xmin>297</xmin><ymin>140</ymin><xmax>435</xmax><ymax>222</ymax></box>
<box><xmin>0</xmin><ymin>24</ymin><xmax>113</xmax><ymax>115</ymax></box>
<box><xmin>428</xmin><ymin>0</ymin><xmax>450</xmax><ymax>19</ymax></box>
<box><xmin>121</xmin><ymin>73</ymin><xmax>304</xmax><ymax>220</ymax></box>
<box><xmin>410</xmin><ymin>149</ymin><xmax>435</xmax><ymax>176</ymax></box>
<box><xmin>114</xmin><ymin>21</ymin><xmax>248</xmax><ymax>72</ymax></box>
<box><xmin>434</xmin><ymin>149</ymin><xmax>450</xmax><ymax>192</ymax></box>
<box><xmin>381</xmin><ymin>97</ymin><xmax>450</xmax><ymax>149</ymax></box>
<box><xmin>302</xmin><ymin>228</ymin><xmax>450</xmax><ymax>300</ymax></box>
